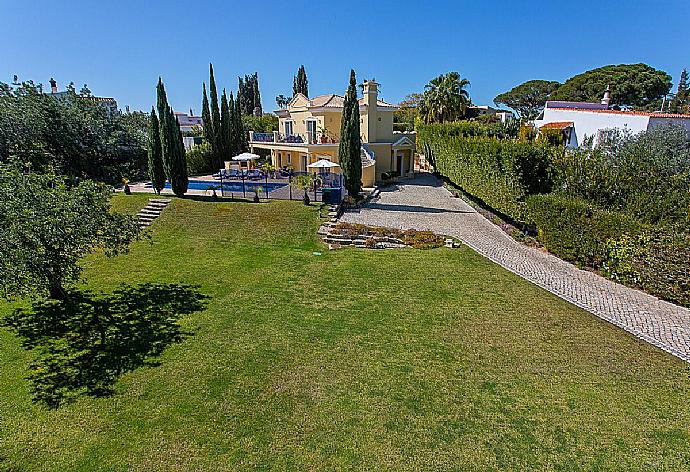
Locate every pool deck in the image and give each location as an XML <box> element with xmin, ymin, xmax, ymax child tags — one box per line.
<box><xmin>125</xmin><ymin>176</ymin><xmax>314</xmax><ymax>200</ymax></box>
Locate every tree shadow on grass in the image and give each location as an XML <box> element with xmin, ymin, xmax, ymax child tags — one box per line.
<box><xmin>2</xmin><ymin>283</ymin><xmax>209</xmax><ymax>408</ymax></box>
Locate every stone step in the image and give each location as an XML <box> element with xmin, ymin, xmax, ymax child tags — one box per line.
<box><xmin>323</xmin><ymin>237</ymin><xmax>354</xmax><ymax>245</ymax></box>
<box><xmin>149</xmin><ymin>198</ymin><xmax>171</xmax><ymax>204</ymax></box>
<box><xmin>140</xmin><ymin>208</ymin><xmax>162</xmax><ymax>215</ymax></box>
<box><xmin>146</xmin><ymin>202</ymin><xmax>168</xmax><ymax>209</ymax></box>
<box><xmin>137</xmin><ymin>214</ymin><xmax>157</xmax><ymax>221</ymax></box>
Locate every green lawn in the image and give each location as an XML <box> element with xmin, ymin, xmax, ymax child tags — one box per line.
<box><xmin>2</xmin><ymin>194</ymin><xmax>690</xmax><ymax>471</ymax></box>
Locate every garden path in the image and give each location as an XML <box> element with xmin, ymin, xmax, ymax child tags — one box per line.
<box><xmin>341</xmin><ymin>172</ymin><xmax>690</xmax><ymax>363</ymax></box>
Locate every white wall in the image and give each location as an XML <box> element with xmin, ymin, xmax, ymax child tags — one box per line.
<box><xmin>540</xmin><ymin>108</ymin><xmax>650</xmax><ymax>147</ymax></box>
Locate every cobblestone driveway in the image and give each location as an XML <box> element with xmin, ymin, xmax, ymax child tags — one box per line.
<box><xmin>341</xmin><ymin>173</ymin><xmax>690</xmax><ymax>363</ymax></box>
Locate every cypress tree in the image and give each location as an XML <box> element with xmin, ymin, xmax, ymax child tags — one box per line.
<box><xmin>156</xmin><ymin>77</ymin><xmax>174</xmax><ymax>178</ymax></box>
<box><xmin>293</xmin><ymin>65</ymin><xmax>309</xmax><ymax>97</ymax></box>
<box><xmin>338</xmin><ymin>69</ymin><xmax>362</xmax><ymax>198</ymax></box>
<box><xmin>234</xmin><ymin>92</ymin><xmax>246</xmax><ymax>152</ymax></box>
<box><xmin>220</xmin><ymin>89</ymin><xmax>231</xmax><ymax>166</ymax></box>
<box><xmin>252</xmin><ymin>72</ymin><xmax>262</xmax><ymax>116</ymax></box>
<box><xmin>147</xmin><ymin>107</ymin><xmax>166</xmax><ymax>194</ymax></box>
<box><xmin>227</xmin><ymin>91</ymin><xmax>237</xmax><ymax>156</ymax></box>
<box><xmin>169</xmin><ymin>114</ymin><xmax>188</xmax><ymax>196</ymax></box>
<box><xmin>201</xmin><ymin>82</ymin><xmax>212</xmax><ymax>146</ymax></box>
<box><xmin>208</xmin><ymin>63</ymin><xmax>221</xmax><ymax>163</ymax></box>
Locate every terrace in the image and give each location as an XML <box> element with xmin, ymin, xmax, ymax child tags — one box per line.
<box><xmin>249</xmin><ymin>131</ymin><xmax>340</xmax><ymax>146</ymax></box>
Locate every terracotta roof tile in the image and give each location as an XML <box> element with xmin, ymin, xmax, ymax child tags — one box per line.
<box><xmin>540</xmin><ymin>121</ymin><xmax>574</xmax><ymax>129</ymax></box>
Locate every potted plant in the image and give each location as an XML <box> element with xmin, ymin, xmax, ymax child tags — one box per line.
<box><xmin>253</xmin><ymin>186</ymin><xmax>263</xmax><ymax>203</ymax></box>
<box><xmin>291</xmin><ymin>174</ymin><xmax>314</xmax><ymax>205</ymax></box>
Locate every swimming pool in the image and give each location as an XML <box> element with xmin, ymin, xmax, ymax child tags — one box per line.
<box><xmin>146</xmin><ymin>180</ymin><xmax>288</xmax><ymax>193</ymax></box>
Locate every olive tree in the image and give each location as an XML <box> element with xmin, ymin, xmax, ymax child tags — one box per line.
<box><xmin>0</xmin><ymin>162</ymin><xmax>141</xmax><ymax>300</ymax></box>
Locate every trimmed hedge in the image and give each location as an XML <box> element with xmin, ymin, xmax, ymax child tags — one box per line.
<box><xmin>526</xmin><ymin>194</ymin><xmax>642</xmax><ymax>268</ymax></box>
<box><xmin>419</xmin><ymin>123</ymin><xmax>558</xmax><ymax>222</ymax></box>
<box><xmin>527</xmin><ymin>194</ymin><xmax>690</xmax><ymax>308</ymax></box>
<box><xmin>607</xmin><ymin>228</ymin><xmax>690</xmax><ymax>308</ymax></box>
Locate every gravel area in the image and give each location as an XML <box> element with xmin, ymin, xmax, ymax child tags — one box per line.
<box><xmin>341</xmin><ymin>172</ymin><xmax>690</xmax><ymax>363</ymax></box>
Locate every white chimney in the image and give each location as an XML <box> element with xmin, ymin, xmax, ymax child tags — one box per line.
<box><xmin>601</xmin><ymin>86</ymin><xmax>611</xmax><ymax>107</ymax></box>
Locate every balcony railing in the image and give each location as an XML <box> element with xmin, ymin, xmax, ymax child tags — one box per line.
<box><xmin>249</xmin><ymin>131</ymin><xmax>339</xmax><ymax>145</ymax></box>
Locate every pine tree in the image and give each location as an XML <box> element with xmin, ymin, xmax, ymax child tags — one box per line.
<box><xmin>147</xmin><ymin>107</ymin><xmax>166</xmax><ymax>194</ymax></box>
<box><xmin>293</xmin><ymin>65</ymin><xmax>309</xmax><ymax>97</ymax></box>
<box><xmin>220</xmin><ymin>89</ymin><xmax>231</xmax><ymax>166</ymax></box>
<box><xmin>208</xmin><ymin>63</ymin><xmax>221</xmax><ymax>163</ymax></box>
<box><xmin>338</xmin><ymin>69</ymin><xmax>362</xmax><ymax>198</ymax></box>
<box><xmin>169</xmin><ymin>115</ymin><xmax>188</xmax><ymax>196</ymax></box>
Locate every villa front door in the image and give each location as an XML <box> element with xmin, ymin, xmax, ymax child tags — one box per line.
<box><xmin>396</xmin><ymin>154</ymin><xmax>403</xmax><ymax>176</ymax></box>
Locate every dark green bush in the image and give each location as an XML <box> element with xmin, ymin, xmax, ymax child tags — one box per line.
<box><xmin>526</xmin><ymin>194</ymin><xmax>642</xmax><ymax>268</ymax></box>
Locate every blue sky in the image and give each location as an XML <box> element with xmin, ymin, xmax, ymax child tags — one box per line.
<box><xmin>3</xmin><ymin>0</ymin><xmax>689</xmax><ymax>113</ymax></box>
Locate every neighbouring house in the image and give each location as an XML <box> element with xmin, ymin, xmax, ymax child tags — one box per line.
<box><xmin>174</xmin><ymin>110</ymin><xmax>204</xmax><ymax>134</ymax></box>
<box><xmin>534</xmin><ymin>89</ymin><xmax>690</xmax><ymax>147</ymax></box>
<box><xmin>248</xmin><ymin>80</ymin><xmax>416</xmax><ymax>187</ymax></box>
<box><xmin>48</xmin><ymin>78</ymin><xmax>118</xmax><ymax>116</ymax></box>
<box><xmin>467</xmin><ymin>105</ymin><xmax>514</xmax><ymax>123</ymax></box>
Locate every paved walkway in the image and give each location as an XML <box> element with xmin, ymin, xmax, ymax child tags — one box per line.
<box><xmin>341</xmin><ymin>173</ymin><xmax>690</xmax><ymax>363</ymax></box>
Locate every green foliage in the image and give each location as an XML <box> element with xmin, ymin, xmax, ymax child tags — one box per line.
<box><xmin>553</xmin><ymin>63</ymin><xmax>672</xmax><ymax>109</ymax></box>
<box><xmin>419</xmin><ymin>72</ymin><xmax>471</xmax><ymax>123</ymax></box>
<box><xmin>526</xmin><ymin>194</ymin><xmax>642</xmax><ymax>268</ymax></box>
<box><xmin>553</xmin><ymin>123</ymin><xmax>690</xmax><ymax>225</ymax></box>
<box><xmin>494</xmin><ymin>79</ymin><xmax>561</xmax><ymax>120</ymax></box>
<box><xmin>416</xmin><ymin>120</ymin><xmax>519</xmax><ymax>140</ymax></box>
<box><xmin>157</xmin><ymin>78</ymin><xmax>187</xmax><ymax>196</ymax></box>
<box><xmin>338</xmin><ymin>69</ymin><xmax>362</xmax><ymax>197</ymax></box>
<box><xmin>186</xmin><ymin>141</ymin><xmax>214</xmax><ymax>174</ymax></box>
<box><xmin>293</xmin><ymin>65</ymin><xmax>308</xmax><ymax>97</ymax></box>
<box><xmin>238</xmin><ymin>73</ymin><xmax>262</xmax><ymax>116</ymax></box>
<box><xmin>537</xmin><ymin>127</ymin><xmax>565</xmax><ymax>146</ymax></box>
<box><xmin>147</xmin><ymin>107</ymin><xmax>165</xmax><ymax>193</ymax></box>
<box><xmin>394</xmin><ymin>92</ymin><xmax>422</xmax><ymax>130</ymax></box>
<box><xmin>275</xmin><ymin>94</ymin><xmax>290</xmax><ymax>109</ymax></box>
<box><xmin>208</xmin><ymin>64</ymin><xmax>222</xmax><ymax>168</ymax></box>
<box><xmin>669</xmin><ymin>68</ymin><xmax>689</xmax><ymax>114</ymax></box>
<box><xmin>624</xmin><ymin>228</ymin><xmax>690</xmax><ymax>307</ymax></box>
<box><xmin>0</xmin><ymin>162</ymin><xmax>141</xmax><ymax>300</ymax></box>
<box><xmin>219</xmin><ymin>89</ymin><xmax>231</xmax><ymax>165</ymax></box>
<box><xmin>0</xmin><ymin>81</ymin><xmax>148</xmax><ymax>184</ymax></box>
<box><xmin>417</xmin><ymin>123</ymin><xmax>557</xmax><ymax>221</ymax></box>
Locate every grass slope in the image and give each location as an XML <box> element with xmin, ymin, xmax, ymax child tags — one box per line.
<box><xmin>1</xmin><ymin>194</ymin><xmax>689</xmax><ymax>471</ymax></box>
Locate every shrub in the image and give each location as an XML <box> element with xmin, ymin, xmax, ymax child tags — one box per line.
<box><xmin>606</xmin><ymin>228</ymin><xmax>690</xmax><ymax>308</ymax></box>
<box><xmin>186</xmin><ymin>141</ymin><xmax>214</xmax><ymax>174</ymax></box>
<box><xmin>526</xmin><ymin>194</ymin><xmax>642</xmax><ymax>268</ymax></box>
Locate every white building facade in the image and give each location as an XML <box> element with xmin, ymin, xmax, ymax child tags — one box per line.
<box><xmin>534</xmin><ymin>99</ymin><xmax>690</xmax><ymax>148</ymax></box>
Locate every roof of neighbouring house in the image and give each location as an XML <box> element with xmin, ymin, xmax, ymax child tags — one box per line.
<box><xmin>549</xmin><ymin>107</ymin><xmax>690</xmax><ymax>119</ymax></box>
<box><xmin>287</xmin><ymin>93</ymin><xmax>397</xmax><ymax>110</ymax></box>
<box><xmin>540</xmin><ymin>121</ymin><xmax>574</xmax><ymax>129</ymax></box>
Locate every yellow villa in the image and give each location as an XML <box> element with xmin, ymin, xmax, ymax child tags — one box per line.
<box><xmin>248</xmin><ymin>81</ymin><xmax>416</xmax><ymax>187</ymax></box>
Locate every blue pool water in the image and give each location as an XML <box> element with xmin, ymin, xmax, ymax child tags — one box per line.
<box><xmin>146</xmin><ymin>180</ymin><xmax>287</xmax><ymax>193</ymax></box>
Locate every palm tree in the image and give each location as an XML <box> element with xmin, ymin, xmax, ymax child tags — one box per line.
<box><xmin>420</xmin><ymin>72</ymin><xmax>471</xmax><ymax>123</ymax></box>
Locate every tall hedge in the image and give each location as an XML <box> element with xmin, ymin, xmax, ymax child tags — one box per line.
<box><xmin>418</xmin><ymin>122</ymin><xmax>557</xmax><ymax>222</ymax></box>
<box><xmin>526</xmin><ymin>194</ymin><xmax>642</xmax><ymax>268</ymax></box>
